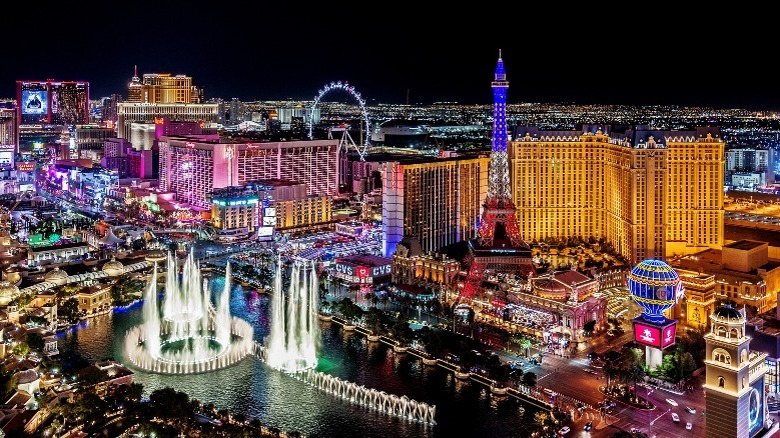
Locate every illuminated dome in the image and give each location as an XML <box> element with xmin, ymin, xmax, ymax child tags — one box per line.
<box><xmin>3</xmin><ymin>266</ymin><xmax>24</xmax><ymax>286</ymax></box>
<box><xmin>627</xmin><ymin>259</ymin><xmax>684</xmax><ymax>324</ymax></box>
<box><xmin>712</xmin><ymin>304</ymin><xmax>745</xmax><ymax>324</ymax></box>
<box><xmin>534</xmin><ymin>277</ymin><xmax>568</xmax><ymax>301</ymax></box>
<box><xmin>0</xmin><ymin>280</ymin><xmax>19</xmax><ymax>306</ymax></box>
<box><xmin>102</xmin><ymin>258</ymin><xmax>124</xmax><ymax>277</ymax></box>
<box><xmin>44</xmin><ymin>267</ymin><xmax>69</xmax><ymax>286</ymax></box>
<box><xmin>145</xmin><ymin>249</ymin><xmax>167</xmax><ymax>263</ymax></box>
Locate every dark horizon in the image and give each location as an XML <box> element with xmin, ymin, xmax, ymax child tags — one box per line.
<box><xmin>4</xmin><ymin>7</ymin><xmax>778</xmax><ymax>112</ymax></box>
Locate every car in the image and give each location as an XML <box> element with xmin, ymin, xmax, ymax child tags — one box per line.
<box><xmin>558</xmin><ymin>426</ymin><xmax>571</xmax><ymax>435</ymax></box>
<box><xmin>686</xmin><ymin>422</ymin><xmax>693</xmax><ymax>430</ymax></box>
<box><xmin>671</xmin><ymin>412</ymin><xmax>680</xmax><ymax>422</ymax></box>
<box><xmin>666</xmin><ymin>398</ymin><xmax>678</xmax><ymax>406</ymax></box>
<box><xmin>685</xmin><ymin>406</ymin><xmax>696</xmax><ymax>414</ymax></box>
<box><xmin>584</xmin><ymin>421</ymin><xmax>593</xmax><ymax>431</ymax></box>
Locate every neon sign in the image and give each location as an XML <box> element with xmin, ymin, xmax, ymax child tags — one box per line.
<box><xmin>633</xmin><ymin>323</ymin><xmax>661</xmax><ymax>348</ymax></box>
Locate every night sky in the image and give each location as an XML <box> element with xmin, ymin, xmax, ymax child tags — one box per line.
<box><xmin>3</xmin><ymin>7</ymin><xmax>776</xmax><ymax>110</ymax></box>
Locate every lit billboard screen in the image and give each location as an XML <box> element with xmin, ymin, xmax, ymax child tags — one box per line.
<box><xmin>749</xmin><ymin>377</ymin><xmax>765</xmax><ymax>437</ymax></box>
<box><xmin>0</xmin><ymin>151</ymin><xmax>12</xmax><ymax>168</ymax></box>
<box><xmin>661</xmin><ymin>324</ymin><xmax>676</xmax><ymax>349</ymax></box>
<box><xmin>633</xmin><ymin>322</ymin><xmax>661</xmax><ymax>348</ymax></box>
<box><xmin>21</xmin><ymin>90</ymin><xmax>47</xmax><ymax>115</ymax></box>
<box><xmin>257</xmin><ymin>226</ymin><xmax>274</xmax><ymax>240</ymax></box>
<box><xmin>262</xmin><ymin>216</ymin><xmax>276</xmax><ymax>226</ymax></box>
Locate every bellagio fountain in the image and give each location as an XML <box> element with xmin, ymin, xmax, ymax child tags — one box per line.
<box><xmin>123</xmin><ymin>251</ymin><xmax>254</xmax><ymax>374</ymax></box>
<box><xmin>264</xmin><ymin>258</ymin><xmax>320</xmax><ymax>372</ymax></box>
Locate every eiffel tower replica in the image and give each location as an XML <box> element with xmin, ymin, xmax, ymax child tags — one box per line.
<box><xmin>458</xmin><ymin>51</ymin><xmax>535</xmax><ymax>305</ymax></box>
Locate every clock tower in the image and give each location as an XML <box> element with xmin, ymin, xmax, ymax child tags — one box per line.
<box><xmin>703</xmin><ymin>304</ymin><xmax>768</xmax><ymax>438</ymax></box>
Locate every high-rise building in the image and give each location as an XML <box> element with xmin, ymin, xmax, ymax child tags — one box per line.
<box><xmin>726</xmin><ymin>147</ymin><xmax>775</xmax><ymax>189</ymax></box>
<box><xmin>16</xmin><ymin>80</ymin><xmax>89</xmax><ymax>126</ymax></box>
<box><xmin>116</xmin><ymin>103</ymin><xmax>219</xmax><ymax>144</ymax></box>
<box><xmin>74</xmin><ymin>125</ymin><xmax>115</xmax><ymax>162</ymax></box>
<box><xmin>0</xmin><ymin>103</ymin><xmax>16</xmax><ymax>170</ymax></box>
<box><xmin>158</xmin><ymin>137</ymin><xmax>339</xmax><ymax>210</ymax></box>
<box><xmin>381</xmin><ymin>153</ymin><xmax>490</xmax><ymax>257</ymax></box>
<box><xmin>510</xmin><ymin>125</ymin><xmax>725</xmax><ymax>263</ymax></box>
<box><xmin>125</xmin><ymin>69</ymin><xmax>202</xmax><ymax>104</ymax></box>
<box><xmin>118</xmin><ymin>69</ymin><xmax>215</xmax><ymax>149</ymax></box>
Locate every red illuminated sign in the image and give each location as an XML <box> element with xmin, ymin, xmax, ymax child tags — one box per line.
<box><xmin>661</xmin><ymin>324</ymin><xmax>676</xmax><ymax>349</ymax></box>
<box><xmin>357</xmin><ymin>267</ymin><xmax>369</xmax><ymax>278</ymax></box>
<box><xmin>633</xmin><ymin>323</ymin><xmax>661</xmax><ymax>348</ymax></box>
<box><xmin>633</xmin><ymin>320</ymin><xmax>678</xmax><ymax>350</ymax></box>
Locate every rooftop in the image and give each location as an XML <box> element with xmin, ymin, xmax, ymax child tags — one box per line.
<box><xmin>724</xmin><ymin>239</ymin><xmax>766</xmax><ymax>251</ymax></box>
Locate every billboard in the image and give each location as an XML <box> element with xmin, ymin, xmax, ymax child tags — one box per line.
<box><xmin>749</xmin><ymin>376</ymin><xmax>765</xmax><ymax>437</ymax></box>
<box><xmin>257</xmin><ymin>226</ymin><xmax>274</xmax><ymax>240</ymax></box>
<box><xmin>661</xmin><ymin>324</ymin><xmax>676</xmax><ymax>349</ymax></box>
<box><xmin>21</xmin><ymin>90</ymin><xmax>47</xmax><ymax>115</ymax></box>
<box><xmin>633</xmin><ymin>322</ymin><xmax>661</xmax><ymax>348</ymax></box>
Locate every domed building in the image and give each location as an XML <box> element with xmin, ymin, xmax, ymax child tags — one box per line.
<box><xmin>3</xmin><ymin>266</ymin><xmax>26</xmax><ymax>286</ymax></box>
<box><xmin>145</xmin><ymin>249</ymin><xmax>167</xmax><ymax>264</ymax></box>
<box><xmin>102</xmin><ymin>258</ymin><xmax>124</xmax><ymax>277</ymax></box>
<box><xmin>516</xmin><ymin>270</ymin><xmax>606</xmax><ymax>343</ymax></box>
<box><xmin>0</xmin><ymin>280</ymin><xmax>19</xmax><ymax>306</ymax></box>
<box><xmin>43</xmin><ymin>267</ymin><xmax>69</xmax><ymax>286</ymax></box>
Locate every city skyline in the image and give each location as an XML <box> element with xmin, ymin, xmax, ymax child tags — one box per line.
<box><xmin>3</xmin><ymin>7</ymin><xmax>778</xmax><ymax>111</ymax></box>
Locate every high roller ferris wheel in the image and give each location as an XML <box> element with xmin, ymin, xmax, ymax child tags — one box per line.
<box><xmin>307</xmin><ymin>81</ymin><xmax>371</xmax><ymax>161</ymax></box>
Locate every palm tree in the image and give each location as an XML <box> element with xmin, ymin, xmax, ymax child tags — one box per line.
<box><xmin>624</xmin><ymin>363</ymin><xmax>647</xmax><ymax>401</ymax></box>
<box><xmin>603</xmin><ymin>360</ymin><xmax>622</xmax><ymax>392</ymax></box>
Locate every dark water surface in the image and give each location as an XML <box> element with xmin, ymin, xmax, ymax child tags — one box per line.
<box><xmin>57</xmin><ymin>277</ymin><xmax>535</xmax><ymax>438</ymax></box>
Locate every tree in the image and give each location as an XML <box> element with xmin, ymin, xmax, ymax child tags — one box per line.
<box><xmin>582</xmin><ymin>320</ymin><xmax>596</xmax><ymax>336</ymax></box>
<box><xmin>603</xmin><ymin>360</ymin><xmax>622</xmax><ymax>390</ymax></box>
<box><xmin>521</xmin><ymin>371</ymin><xmax>537</xmax><ymax>387</ymax></box>
<box><xmin>660</xmin><ymin>350</ymin><xmax>697</xmax><ymax>382</ymax></box>
<box><xmin>363</xmin><ymin>307</ymin><xmax>385</xmax><ymax>335</ymax></box>
<box><xmin>78</xmin><ymin>366</ymin><xmax>110</xmax><ymax>387</ymax></box>
<box><xmin>624</xmin><ymin>363</ymin><xmax>646</xmax><ymax>399</ymax></box>
<box><xmin>26</xmin><ymin>315</ymin><xmax>49</xmax><ymax>328</ymax></box>
<box><xmin>416</xmin><ymin>325</ymin><xmax>442</xmax><ymax>357</ymax></box>
<box><xmin>59</xmin><ymin>297</ymin><xmax>80</xmax><ymax>323</ymax></box>
<box><xmin>390</xmin><ymin>313</ymin><xmax>414</xmax><ymax>346</ymax></box>
<box><xmin>25</xmin><ymin>332</ymin><xmax>44</xmax><ymax>351</ymax></box>
<box><xmin>335</xmin><ymin>297</ymin><xmax>363</xmax><ymax>325</ymax></box>
<box><xmin>12</xmin><ymin>341</ymin><xmax>29</xmax><ymax>357</ymax></box>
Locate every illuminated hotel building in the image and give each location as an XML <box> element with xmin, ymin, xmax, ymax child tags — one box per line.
<box><xmin>118</xmin><ymin>69</ymin><xmax>214</xmax><ymax>146</ymax></box>
<box><xmin>126</xmin><ymin>70</ymin><xmax>202</xmax><ymax>104</ymax></box>
<box><xmin>381</xmin><ymin>154</ymin><xmax>490</xmax><ymax>257</ymax></box>
<box><xmin>510</xmin><ymin>125</ymin><xmax>724</xmax><ymax>263</ymax></box>
<box><xmin>116</xmin><ymin>103</ymin><xmax>219</xmax><ymax>144</ymax></box>
<box><xmin>0</xmin><ymin>105</ymin><xmax>15</xmax><ymax>170</ymax></box>
<box><xmin>74</xmin><ymin>125</ymin><xmax>115</xmax><ymax>162</ymax></box>
<box><xmin>158</xmin><ymin>136</ymin><xmax>339</xmax><ymax>210</ymax></box>
<box><xmin>671</xmin><ymin>240</ymin><xmax>780</xmax><ymax>320</ymax></box>
<box><xmin>16</xmin><ymin>80</ymin><xmax>90</xmax><ymax>126</ymax></box>
<box><xmin>208</xmin><ymin>186</ymin><xmax>259</xmax><ymax>239</ymax></box>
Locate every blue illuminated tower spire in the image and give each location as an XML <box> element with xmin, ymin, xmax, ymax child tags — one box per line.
<box><xmin>476</xmin><ymin>49</ymin><xmax>523</xmax><ymax>247</ymax></box>
<box><xmin>488</xmin><ymin>49</ymin><xmax>511</xmax><ymax>201</ymax></box>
